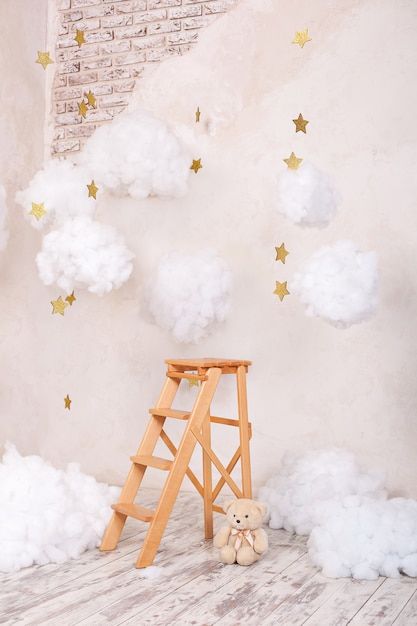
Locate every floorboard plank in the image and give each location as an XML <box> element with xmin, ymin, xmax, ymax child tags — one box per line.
<box><xmin>349</xmin><ymin>578</ymin><xmax>417</xmax><ymax>626</ymax></box>
<box><xmin>393</xmin><ymin>589</ymin><xmax>417</xmax><ymax>625</ymax></box>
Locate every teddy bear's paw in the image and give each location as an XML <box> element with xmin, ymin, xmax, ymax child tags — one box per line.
<box><xmin>236</xmin><ymin>546</ymin><xmax>257</xmax><ymax>566</ymax></box>
<box><xmin>220</xmin><ymin>545</ymin><xmax>236</xmax><ymax>565</ymax></box>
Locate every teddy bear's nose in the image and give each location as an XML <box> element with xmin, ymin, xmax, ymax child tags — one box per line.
<box><xmin>236</xmin><ymin>519</ymin><xmax>241</xmax><ymax>523</ymax></box>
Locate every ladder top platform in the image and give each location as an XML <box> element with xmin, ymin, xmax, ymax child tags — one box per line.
<box><xmin>165</xmin><ymin>358</ymin><xmax>252</xmax><ymax>370</ymax></box>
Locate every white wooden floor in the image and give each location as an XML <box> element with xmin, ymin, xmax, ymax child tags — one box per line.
<box><xmin>2</xmin><ymin>490</ymin><xmax>417</xmax><ymax>626</ymax></box>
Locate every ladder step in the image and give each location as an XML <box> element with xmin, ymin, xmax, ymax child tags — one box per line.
<box><xmin>149</xmin><ymin>407</ymin><xmax>191</xmax><ymax>420</ymax></box>
<box><xmin>130</xmin><ymin>454</ymin><xmax>173</xmax><ymax>471</ymax></box>
<box><xmin>112</xmin><ymin>503</ymin><xmax>155</xmax><ymax>522</ymax></box>
<box><xmin>166</xmin><ymin>372</ymin><xmax>207</xmax><ymax>382</ymax></box>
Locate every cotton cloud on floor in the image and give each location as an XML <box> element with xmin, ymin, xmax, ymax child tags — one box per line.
<box><xmin>146</xmin><ymin>249</ymin><xmax>232</xmax><ymax>343</ymax></box>
<box><xmin>260</xmin><ymin>448</ymin><xmax>417</xmax><ymax>580</ymax></box>
<box><xmin>36</xmin><ymin>216</ymin><xmax>134</xmax><ymax>295</ymax></box>
<box><xmin>79</xmin><ymin>108</ymin><xmax>191</xmax><ymax>200</ymax></box>
<box><xmin>0</xmin><ymin>184</ymin><xmax>8</xmax><ymax>250</ymax></box>
<box><xmin>15</xmin><ymin>160</ymin><xmax>95</xmax><ymax>230</ymax></box>
<box><xmin>0</xmin><ymin>444</ymin><xmax>119</xmax><ymax>573</ymax></box>
<box><xmin>277</xmin><ymin>162</ymin><xmax>339</xmax><ymax>227</ymax></box>
<box><xmin>291</xmin><ymin>240</ymin><xmax>378</xmax><ymax>327</ymax></box>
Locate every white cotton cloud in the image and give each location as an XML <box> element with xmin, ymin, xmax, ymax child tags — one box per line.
<box><xmin>15</xmin><ymin>160</ymin><xmax>95</xmax><ymax>230</ymax></box>
<box><xmin>277</xmin><ymin>162</ymin><xmax>339</xmax><ymax>227</ymax></box>
<box><xmin>308</xmin><ymin>497</ymin><xmax>417</xmax><ymax>580</ymax></box>
<box><xmin>291</xmin><ymin>240</ymin><xmax>378</xmax><ymax>327</ymax></box>
<box><xmin>259</xmin><ymin>448</ymin><xmax>386</xmax><ymax>536</ymax></box>
<box><xmin>146</xmin><ymin>249</ymin><xmax>232</xmax><ymax>343</ymax></box>
<box><xmin>36</xmin><ymin>216</ymin><xmax>134</xmax><ymax>295</ymax></box>
<box><xmin>79</xmin><ymin>108</ymin><xmax>191</xmax><ymax>200</ymax></box>
<box><xmin>0</xmin><ymin>443</ymin><xmax>119</xmax><ymax>573</ymax></box>
<box><xmin>0</xmin><ymin>184</ymin><xmax>9</xmax><ymax>250</ymax></box>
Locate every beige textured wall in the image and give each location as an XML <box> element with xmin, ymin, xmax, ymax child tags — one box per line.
<box><xmin>1</xmin><ymin>0</ymin><xmax>417</xmax><ymax>500</ymax></box>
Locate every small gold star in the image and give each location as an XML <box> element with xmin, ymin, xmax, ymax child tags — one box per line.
<box><xmin>273</xmin><ymin>281</ymin><xmax>290</xmax><ymax>302</ymax></box>
<box><xmin>190</xmin><ymin>159</ymin><xmax>202</xmax><ymax>174</ymax></box>
<box><xmin>195</xmin><ymin>107</ymin><xmax>201</xmax><ymax>123</ymax></box>
<box><xmin>283</xmin><ymin>152</ymin><xmax>303</xmax><ymax>170</ymax></box>
<box><xmin>51</xmin><ymin>296</ymin><xmax>68</xmax><ymax>316</ymax></box>
<box><xmin>64</xmin><ymin>394</ymin><xmax>72</xmax><ymax>410</ymax></box>
<box><xmin>275</xmin><ymin>243</ymin><xmax>289</xmax><ymax>264</ymax></box>
<box><xmin>188</xmin><ymin>377</ymin><xmax>200</xmax><ymax>388</ymax></box>
<box><xmin>292</xmin><ymin>29</ymin><xmax>312</xmax><ymax>48</ymax></box>
<box><xmin>293</xmin><ymin>113</ymin><xmax>309</xmax><ymax>134</ymax></box>
<box><xmin>36</xmin><ymin>51</ymin><xmax>54</xmax><ymax>70</ymax></box>
<box><xmin>30</xmin><ymin>202</ymin><xmax>47</xmax><ymax>221</ymax></box>
<box><xmin>87</xmin><ymin>180</ymin><xmax>98</xmax><ymax>199</ymax></box>
<box><xmin>65</xmin><ymin>291</ymin><xmax>76</xmax><ymax>306</ymax></box>
<box><xmin>74</xmin><ymin>29</ymin><xmax>86</xmax><ymax>47</ymax></box>
<box><xmin>85</xmin><ymin>90</ymin><xmax>96</xmax><ymax>108</ymax></box>
<box><xmin>78</xmin><ymin>100</ymin><xmax>88</xmax><ymax>118</ymax></box>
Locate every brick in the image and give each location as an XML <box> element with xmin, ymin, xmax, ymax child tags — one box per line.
<box><xmin>81</xmin><ymin>108</ymin><xmax>121</xmax><ymax>123</ymax></box>
<box><xmin>59</xmin><ymin>60</ymin><xmax>81</xmax><ymax>74</ymax></box>
<box><xmin>147</xmin><ymin>20</ymin><xmax>180</xmax><ymax>35</ymax></box>
<box><xmin>58</xmin><ymin>23</ymin><xmax>69</xmax><ymax>36</ymax></box>
<box><xmin>69</xmin><ymin>18</ymin><xmax>101</xmax><ymax>31</ymax></box>
<box><xmin>55</xmin><ymin>102</ymin><xmax>66</xmax><ymax>114</ymax></box>
<box><xmin>53</xmin><ymin>128</ymin><xmax>66</xmax><ymax>141</ymax></box>
<box><xmin>114</xmin><ymin>51</ymin><xmax>146</xmax><ymax>65</ymax></box>
<box><xmin>148</xmin><ymin>0</ymin><xmax>181</xmax><ymax>7</ymax></box>
<box><xmin>66</xmin><ymin>124</ymin><xmax>97</xmax><ymax>137</ymax></box>
<box><xmin>134</xmin><ymin>9</ymin><xmax>167</xmax><ymax>23</ymax></box>
<box><xmin>101</xmin><ymin>14</ymin><xmax>133</xmax><ymax>28</ymax></box>
<box><xmin>169</xmin><ymin>5</ymin><xmax>202</xmax><ymax>18</ymax></box>
<box><xmin>52</xmin><ymin>139</ymin><xmax>80</xmax><ymax>154</ymax></box>
<box><xmin>82</xmin><ymin>56</ymin><xmax>112</xmax><ymax>70</ymax></box>
<box><xmin>85</xmin><ymin>30</ymin><xmax>114</xmax><ymax>43</ymax></box>
<box><xmin>114</xmin><ymin>25</ymin><xmax>147</xmax><ymax>39</ymax></box>
<box><xmin>183</xmin><ymin>16</ymin><xmax>212</xmax><ymax>29</ymax></box>
<box><xmin>72</xmin><ymin>0</ymin><xmax>102</xmax><ymax>7</ymax></box>
<box><xmin>146</xmin><ymin>46</ymin><xmax>182</xmax><ymax>61</ymax></box>
<box><xmin>57</xmin><ymin>0</ymin><xmax>71</xmax><ymax>9</ymax></box>
<box><xmin>55</xmin><ymin>86</ymin><xmax>83</xmax><ymax>100</ymax></box>
<box><xmin>56</xmin><ymin>50</ymin><xmax>68</xmax><ymax>62</ymax></box>
<box><xmin>113</xmin><ymin>0</ymin><xmax>147</xmax><ymax>9</ymax></box>
<box><xmin>113</xmin><ymin>79</ymin><xmax>136</xmax><ymax>92</ymax></box>
<box><xmin>100</xmin><ymin>40</ymin><xmax>131</xmax><ymax>54</ymax></box>
<box><xmin>56</xmin><ymin>112</ymin><xmax>82</xmax><ymax>125</ymax></box>
<box><xmin>83</xmin><ymin>4</ymin><xmax>114</xmax><ymax>17</ymax></box>
<box><xmin>99</xmin><ymin>94</ymin><xmax>130</xmax><ymax>107</ymax></box>
<box><xmin>99</xmin><ymin>67</ymin><xmax>131</xmax><ymax>81</ymax></box>
<box><xmin>54</xmin><ymin>75</ymin><xmax>68</xmax><ymax>88</ymax></box>
<box><xmin>68</xmin><ymin>44</ymin><xmax>100</xmax><ymax>59</ymax></box>
<box><xmin>204</xmin><ymin>0</ymin><xmax>235</xmax><ymax>12</ymax></box>
<box><xmin>68</xmin><ymin>71</ymin><xmax>98</xmax><ymax>85</ymax></box>
<box><xmin>62</xmin><ymin>10</ymin><xmax>83</xmax><ymax>22</ymax></box>
<box><xmin>56</xmin><ymin>35</ymin><xmax>78</xmax><ymax>49</ymax></box>
<box><xmin>132</xmin><ymin>34</ymin><xmax>165</xmax><ymax>50</ymax></box>
<box><xmin>168</xmin><ymin>31</ymin><xmax>199</xmax><ymax>44</ymax></box>
<box><xmin>86</xmin><ymin>83</ymin><xmax>113</xmax><ymax>95</ymax></box>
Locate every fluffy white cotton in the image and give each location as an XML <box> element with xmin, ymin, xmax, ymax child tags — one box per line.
<box><xmin>292</xmin><ymin>240</ymin><xmax>378</xmax><ymax>327</ymax></box>
<box><xmin>259</xmin><ymin>448</ymin><xmax>386</xmax><ymax>535</ymax></box>
<box><xmin>308</xmin><ymin>497</ymin><xmax>417</xmax><ymax>580</ymax></box>
<box><xmin>0</xmin><ymin>184</ymin><xmax>8</xmax><ymax>250</ymax></box>
<box><xmin>146</xmin><ymin>249</ymin><xmax>232</xmax><ymax>343</ymax></box>
<box><xmin>0</xmin><ymin>443</ymin><xmax>119</xmax><ymax>573</ymax></box>
<box><xmin>15</xmin><ymin>160</ymin><xmax>95</xmax><ymax>230</ymax></box>
<box><xmin>80</xmin><ymin>109</ymin><xmax>190</xmax><ymax>200</ymax></box>
<box><xmin>36</xmin><ymin>216</ymin><xmax>134</xmax><ymax>295</ymax></box>
<box><xmin>277</xmin><ymin>162</ymin><xmax>339</xmax><ymax>227</ymax></box>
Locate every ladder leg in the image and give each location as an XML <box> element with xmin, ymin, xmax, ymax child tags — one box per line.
<box><xmin>136</xmin><ymin>367</ymin><xmax>222</xmax><ymax>567</ymax></box>
<box><xmin>202</xmin><ymin>408</ymin><xmax>213</xmax><ymax>539</ymax></box>
<box><xmin>100</xmin><ymin>374</ymin><xmax>180</xmax><ymax>551</ymax></box>
<box><xmin>237</xmin><ymin>365</ymin><xmax>252</xmax><ymax>498</ymax></box>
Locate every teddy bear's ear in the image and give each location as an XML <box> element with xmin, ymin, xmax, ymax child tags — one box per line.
<box><xmin>222</xmin><ymin>498</ymin><xmax>236</xmax><ymax>512</ymax></box>
<box><xmin>255</xmin><ymin>501</ymin><xmax>268</xmax><ymax>519</ymax></box>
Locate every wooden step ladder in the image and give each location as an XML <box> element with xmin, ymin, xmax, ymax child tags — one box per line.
<box><xmin>100</xmin><ymin>358</ymin><xmax>253</xmax><ymax>568</ymax></box>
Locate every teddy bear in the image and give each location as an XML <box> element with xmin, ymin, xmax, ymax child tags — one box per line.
<box><xmin>213</xmin><ymin>498</ymin><xmax>268</xmax><ymax>565</ymax></box>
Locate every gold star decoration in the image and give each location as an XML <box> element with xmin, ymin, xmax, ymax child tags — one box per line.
<box><xmin>188</xmin><ymin>377</ymin><xmax>200</xmax><ymax>388</ymax></box>
<box><xmin>51</xmin><ymin>296</ymin><xmax>68</xmax><ymax>316</ymax></box>
<box><xmin>292</xmin><ymin>29</ymin><xmax>312</xmax><ymax>48</ymax></box>
<box><xmin>283</xmin><ymin>152</ymin><xmax>303</xmax><ymax>170</ymax></box>
<box><xmin>195</xmin><ymin>107</ymin><xmax>201</xmax><ymax>123</ymax></box>
<box><xmin>85</xmin><ymin>90</ymin><xmax>97</xmax><ymax>108</ymax></box>
<box><xmin>273</xmin><ymin>281</ymin><xmax>290</xmax><ymax>302</ymax></box>
<box><xmin>36</xmin><ymin>51</ymin><xmax>54</xmax><ymax>70</ymax></box>
<box><xmin>64</xmin><ymin>394</ymin><xmax>72</xmax><ymax>410</ymax></box>
<box><xmin>87</xmin><ymin>180</ymin><xmax>98</xmax><ymax>199</ymax></box>
<box><xmin>65</xmin><ymin>291</ymin><xmax>76</xmax><ymax>306</ymax></box>
<box><xmin>74</xmin><ymin>29</ymin><xmax>86</xmax><ymax>47</ymax></box>
<box><xmin>293</xmin><ymin>113</ymin><xmax>309</xmax><ymax>134</ymax></box>
<box><xmin>190</xmin><ymin>159</ymin><xmax>203</xmax><ymax>174</ymax></box>
<box><xmin>30</xmin><ymin>202</ymin><xmax>47</xmax><ymax>221</ymax></box>
<box><xmin>275</xmin><ymin>243</ymin><xmax>289</xmax><ymax>264</ymax></box>
<box><xmin>78</xmin><ymin>100</ymin><xmax>88</xmax><ymax>118</ymax></box>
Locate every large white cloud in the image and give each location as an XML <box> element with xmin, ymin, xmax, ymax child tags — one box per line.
<box><xmin>146</xmin><ymin>249</ymin><xmax>232</xmax><ymax>343</ymax></box>
<box><xmin>278</xmin><ymin>162</ymin><xmax>339</xmax><ymax>227</ymax></box>
<box><xmin>292</xmin><ymin>240</ymin><xmax>378</xmax><ymax>327</ymax></box>
<box><xmin>15</xmin><ymin>160</ymin><xmax>95</xmax><ymax>230</ymax></box>
<box><xmin>36</xmin><ymin>216</ymin><xmax>134</xmax><ymax>295</ymax></box>
<box><xmin>0</xmin><ymin>443</ymin><xmax>119</xmax><ymax>573</ymax></box>
<box><xmin>79</xmin><ymin>108</ymin><xmax>191</xmax><ymax>200</ymax></box>
<box><xmin>0</xmin><ymin>184</ymin><xmax>8</xmax><ymax>250</ymax></box>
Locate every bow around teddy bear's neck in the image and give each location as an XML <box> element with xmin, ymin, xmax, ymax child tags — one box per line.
<box><xmin>230</xmin><ymin>528</ymin><xmax>254</xmax><ymax>550</ymax></box>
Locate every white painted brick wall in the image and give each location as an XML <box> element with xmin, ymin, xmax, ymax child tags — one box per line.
<box><xmin>50</xmin><ymin>0</ymin><xmax>236</xmax><ymax>155</ymax></box>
